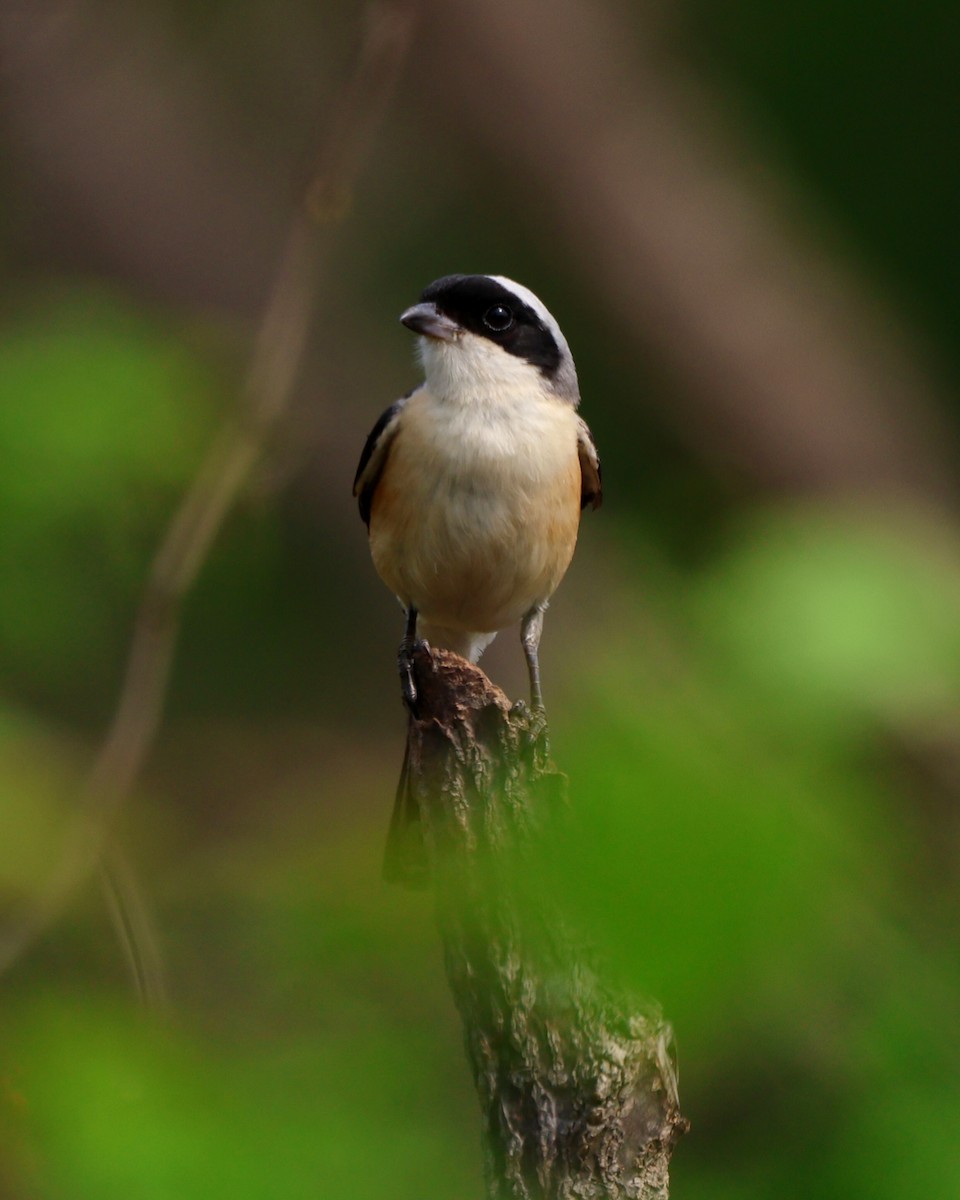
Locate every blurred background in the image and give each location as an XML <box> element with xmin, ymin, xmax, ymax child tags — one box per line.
<box><xmin>2</xmin><ymin>0</ymin><xmax>959</xmax><ymax>1196</ymax></box>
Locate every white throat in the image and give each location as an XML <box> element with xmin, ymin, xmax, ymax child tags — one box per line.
<box><xmin>418</xmin><ymin>331</ymin><xmax>546</xmax><ymax>406</ymax></box>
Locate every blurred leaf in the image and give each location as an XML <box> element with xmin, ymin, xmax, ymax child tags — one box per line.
<box><xmin>6</xmin><ymin>887</ymin><xmax>478</xmax><ymax>1200</ymax></box>
<box><xmin>829</xmin><ymin>952</ymin><xmax>960</xmax><ymax>1200</ymax></box>
<box><xmin>692</xmin><ymin>503</ymin><xmax>960</xmax><ymax>732</ymax></box>
<box><xmin>0</xmin><ymin>288</ymin><xmax>220</xmax><ymax>703</ymax></box>
<box><xmin>550</xmin><ymin>685</ymin><xmax>873</xmax><ymax>1043</ymax></box>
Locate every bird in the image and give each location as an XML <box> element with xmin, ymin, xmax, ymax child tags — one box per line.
<box><xmin>353</xmin><ymin>274</ymin><xmax>601</xmax><ymax>881</ymax></box>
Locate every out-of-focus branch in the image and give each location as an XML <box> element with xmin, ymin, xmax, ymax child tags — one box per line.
<box><xmin>419</xmin><ymin>0</ymin><xmax>955</xmax><ymax>500</ymax></box>
<box><xmin>0</xmin><ymin>0</ymin><xmax>420</xmax><ymax>992</ymax></box>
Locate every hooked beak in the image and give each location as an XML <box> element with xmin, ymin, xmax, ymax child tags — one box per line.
<box><xmin>399</xmin><ymin>302</ymin><xmax>460</xmax><ymax>341</ymax></box>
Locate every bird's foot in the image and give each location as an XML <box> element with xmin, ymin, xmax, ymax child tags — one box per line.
<box><xmin>398</xmin><ymin>638</ymin><xmax>428</xmax><ymax>716</ymax></box>
<box><xmin>528</xmin><ymin>704</ymin><xmax>549</xmax><ymax>753</ymax></box>
<box><xmin>512</xmin><ymin>699</ymin><xmax>550</xmax><ymax>756</ymax></box>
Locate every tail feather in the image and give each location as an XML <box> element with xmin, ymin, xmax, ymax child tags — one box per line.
<box><xmin>382</xmin><ymin>725</ymin><xmax>429</xmax><ymax>886</ymax></box>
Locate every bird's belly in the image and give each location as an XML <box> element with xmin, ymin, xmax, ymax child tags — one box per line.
<box><xmin>369</xmin><ymin>411</ymin><xmax>581</xmax><ymax>633</ymax></box>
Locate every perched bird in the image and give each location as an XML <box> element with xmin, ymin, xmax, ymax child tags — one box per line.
<box><xmin>353</xmin><ymin>274</ymin><xmax>601</xmax><ymax>880</ymax></box>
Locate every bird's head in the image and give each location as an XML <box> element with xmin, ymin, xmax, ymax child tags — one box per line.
<box><xmin>399</xmin><ymin>274</ymin><xmax>580</xmax><ymax>405</ymax></box>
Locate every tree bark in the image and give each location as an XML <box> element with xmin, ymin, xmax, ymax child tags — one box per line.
<box><xmin>400</xmin><ymin>645</ymin><xmax>688</xmax><ymax>1200</ymax></box>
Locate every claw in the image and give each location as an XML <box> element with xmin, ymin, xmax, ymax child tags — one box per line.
<box><xmin>398</xmin><ymin>606</ymin><xmax>420</xmax><ymax>715</ymax></box>
<box><xmin>512</xmin><ymin>697</ymin><xmax>550</xmax><ymax>756</ymax></box>
<box><xmin>399</xmin><ymin>648</ymin><xmax>418</xmax><ymax>713</ymax></box>
<box><xmin>527</xmin><ymin>705</ymin><xmax>549</xmax><ymax>754</ymax></box>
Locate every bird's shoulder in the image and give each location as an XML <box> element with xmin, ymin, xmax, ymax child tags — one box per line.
<box><xmin>353</xmin><ymin>389</ymin><xmax>417</xmax><ymax>528</ymax></box>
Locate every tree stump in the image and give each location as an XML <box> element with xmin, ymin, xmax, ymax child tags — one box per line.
<box><xmin>398</xmin><ymin>646</ymin><xmax>688</xmax><ymax>1200</ymax></box>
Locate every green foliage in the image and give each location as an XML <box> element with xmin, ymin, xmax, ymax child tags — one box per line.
<box><xmin>2</xmin><ymin>834</ymin><xmax>477</xmax><ymax>1200</ymax></box>
<box><xmin>0</xmin><ymin>706</ymin><xmax>77</xmax><ymax>904</ymax></box>
<box><xmin>5</xmin><ymin>989</ymin><xmax>474</xmax><ymax>1200</ymax></box>
<box><xmin>0</xmin><ymin>288</ymin><xmax>218</xmax><ymax>708</ymax></box>
<box><xmin>694</xmin><ymin>504</ymin><xmax>960</xmax><ymax>731</ymax></box>
<box><xmin>542</xmin><ymin>507</ymin><xmax>960</xmax><ymax>1198</ymax></box>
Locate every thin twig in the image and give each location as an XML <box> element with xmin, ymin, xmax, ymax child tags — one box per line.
<box><xmin>0</xmin><ymin>0</ymin><xmax>420</xmax><ymax>988</ymax></box>
<box><xmin>99</xmin><ymin>843</ymin><xmax>169</xmax><ymax>1013</ymax></box>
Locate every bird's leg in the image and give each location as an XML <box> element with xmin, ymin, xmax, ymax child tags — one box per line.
<box><xmin>521</xmin><ymin>605</ymin><xmax>546</xmax><ymax>712</ymax></box>
<box><xmin>520</xmin><ymin>605</ymin><xmax>549</xmax><ymax>745</ymax></box>
<box><xmin>398</xmin><ymin>605</ymin><xmax>419</xmax><ymax>713</ymax></box>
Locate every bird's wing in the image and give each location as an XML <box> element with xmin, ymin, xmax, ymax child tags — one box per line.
<box><xmin>353</xmin><ymin>393</ymin><xmax>411</xmax><ymax>528</ymax></box>
<box><xmin>576</xmin><ymin>416</ymin><xmax>602</xmax><ymax>511</ymax></box>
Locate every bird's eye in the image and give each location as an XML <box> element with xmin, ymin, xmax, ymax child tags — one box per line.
<box><xmin>483</xmin><ymin>304</ymin><xmax>514</xmax><ymax>332</ymax></box>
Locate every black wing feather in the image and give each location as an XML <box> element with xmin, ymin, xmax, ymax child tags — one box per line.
<box><xmin>577</xmin><ymin>417</ymin><xmax>602</xmax><ymax>511</ymax></box>
<box><xmin>353</xmin><ymin>395</ymin><xmax>409</xmax><ymax>528</ymax></box>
